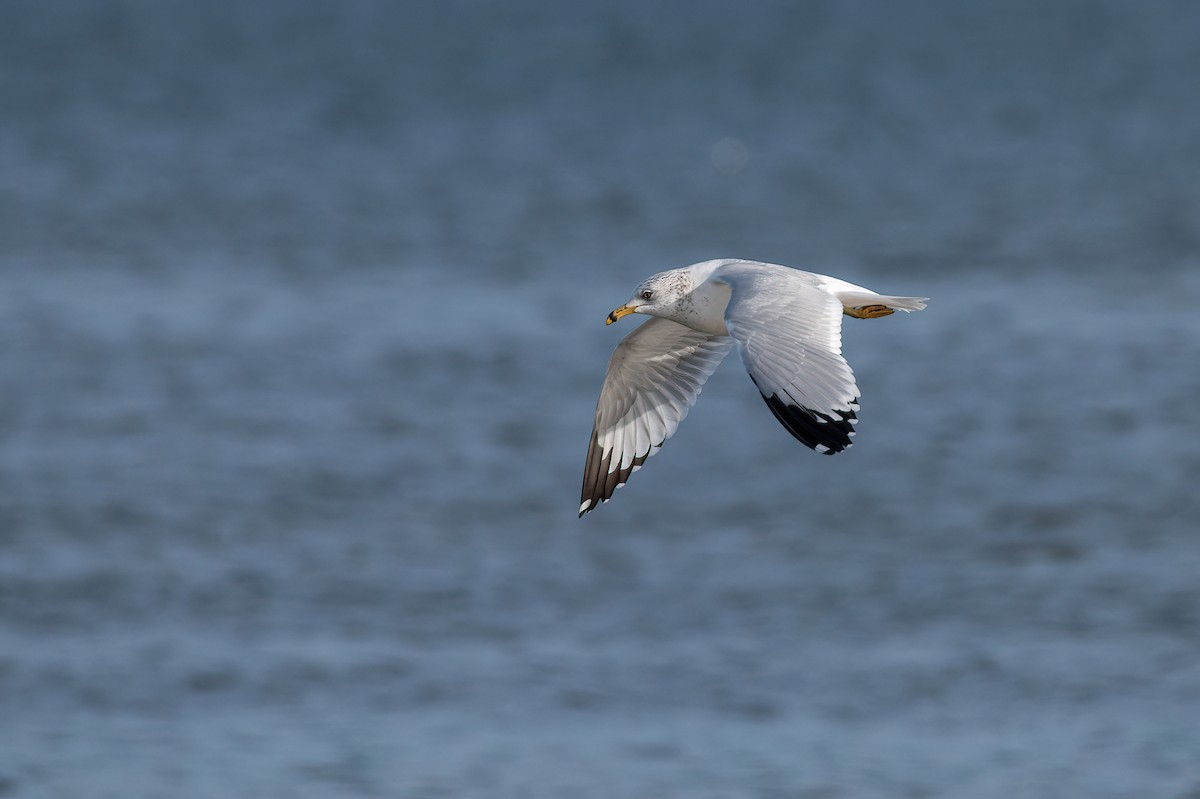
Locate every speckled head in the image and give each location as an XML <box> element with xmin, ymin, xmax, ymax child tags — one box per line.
<box><xmin>606</xmin><ymin>269</ymin><xmax>694</xmax><ymax>325</ymax></box>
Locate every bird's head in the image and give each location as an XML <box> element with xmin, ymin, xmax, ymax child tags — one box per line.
<box><xmin>606</xmin><ymin>270</ymin><xmax>691</xmax><ymax>325</ymax></box>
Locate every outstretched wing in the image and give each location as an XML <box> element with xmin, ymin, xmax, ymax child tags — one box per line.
<box><xmin>716</xmin><ymin>264</ymin><xmax>861</xmax><ymax>454</ymax></box>
<box><xmin>580</xmin><ymin>317</ymin><xmax>734</xmax><ymax>516</ymax></box>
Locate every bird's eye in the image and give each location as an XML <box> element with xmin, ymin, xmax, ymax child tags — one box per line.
<box><xmin>641</xmin><ymin>290</ymin><xmax>654</xmax><ymax>300</ymax></box>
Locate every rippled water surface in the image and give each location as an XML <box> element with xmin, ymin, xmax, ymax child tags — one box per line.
<box><xmin>2</xmin><ymin>2</ymin><xmax>1200</xmax><ymax>797</ymax></box>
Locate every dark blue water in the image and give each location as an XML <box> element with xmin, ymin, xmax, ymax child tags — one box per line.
<box><xmin>2</xmin><ymin>2</ymin><xmax>1199</xmax><ymax>796</ymax></box>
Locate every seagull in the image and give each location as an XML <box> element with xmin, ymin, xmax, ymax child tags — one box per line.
<box><xmin>579</xmin><ymin>259</ymin><xmax>927</xmax><ymax>517</ymax></box>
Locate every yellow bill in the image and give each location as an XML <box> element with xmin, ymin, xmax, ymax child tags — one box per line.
<box><xmin>606</xmin><ymin>304</ymin><xmax>636</xmax><ymax>325</ymax></box>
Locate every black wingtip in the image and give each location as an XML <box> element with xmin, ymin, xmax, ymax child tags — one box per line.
<box><xmin>579</xmin><ymin>431</ymin><xmax>652</xmax><ymax>516</ymax></box>
<box><xmin>760</xmin><ymin>393</ymin><xmax>857</xmax><ymax>454</ymax></box>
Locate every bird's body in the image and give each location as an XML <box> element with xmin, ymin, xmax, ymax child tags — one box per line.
<box><xmin>579</xmin><ymin>259</ymin><xmax>927</xmax><ymax>517</ymax></box>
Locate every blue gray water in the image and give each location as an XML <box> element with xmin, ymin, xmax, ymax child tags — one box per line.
<box><xmin>2</xmin><ymin>2</ymin><xmax>1200</xmax><ymax>797</ymax></box>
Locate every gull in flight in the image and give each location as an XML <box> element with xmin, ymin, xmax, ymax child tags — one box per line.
<box><xmin>579</xmin><ymin>259</ymin><xmax>927</xmax><ymax>517</ymax></box>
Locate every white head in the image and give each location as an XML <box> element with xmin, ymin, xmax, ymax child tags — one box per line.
<box><xmin>606</xmin><ymin>269</ymin><xmax>693</xmax><ymax>325</ymax></box>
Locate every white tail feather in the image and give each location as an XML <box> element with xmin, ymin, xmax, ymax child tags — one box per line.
<box><xmin>837</xmin><ymin>291</ymin><xmax>928</xmax><ymax>313</ymax></box>
<box><xmin>878</xmin><ymin>295</ymin><xmax>928</xmax><ymax>312</ymax></box>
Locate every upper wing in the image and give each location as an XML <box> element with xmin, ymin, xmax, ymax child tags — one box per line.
<box><xmin>715</xmin><ymin>264</ymin><xmax>861</xmax><ymax>454</ymax></box>
<box><xmin>580</xmin><ymin>317</ymin><xmax>734</xmax><ymax>516</ymax></box>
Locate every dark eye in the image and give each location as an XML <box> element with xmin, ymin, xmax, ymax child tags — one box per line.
<box><xmin>641</xmin><ymin>290</ymin><xmax>654</xmax><ymax>300</ymax></box>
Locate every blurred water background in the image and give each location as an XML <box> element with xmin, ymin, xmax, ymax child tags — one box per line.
<box><xmin>2</xmin><ymin>2</ymin><xmax>1200</xmax><ymax>797</ymax></box>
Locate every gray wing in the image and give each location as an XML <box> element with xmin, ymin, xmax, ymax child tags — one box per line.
<box><xmin>716</xmin><ymin>264</ymin><xmax>861</xmax><ymax>454</ymax></box>
<box><xmin>580</xmin><ymin>317</ymin><xmax>734</xmax><ymax>516</ymax></box>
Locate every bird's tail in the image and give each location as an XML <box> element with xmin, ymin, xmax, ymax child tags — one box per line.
<box><xmin>838</xmin><ymin>292</ymin><xmax>928</xmax><ymax>313</ymax></box>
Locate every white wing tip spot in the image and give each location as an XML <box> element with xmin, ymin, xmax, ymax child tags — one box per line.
<box><xmin>815</xmin><ymin>443</ymin><xmax>831</xmax><ymax>453</ymax></box>
<box><xmin>579</xmin><ymin>500</ymin><xmax>592</xmax><ymax>514</ymax></box>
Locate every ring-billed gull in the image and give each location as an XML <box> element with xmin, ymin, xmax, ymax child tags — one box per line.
<box><xmin>579</xmin><ymin>259</ymin><xmax>927</xmax><ymax>517</ymax></box>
